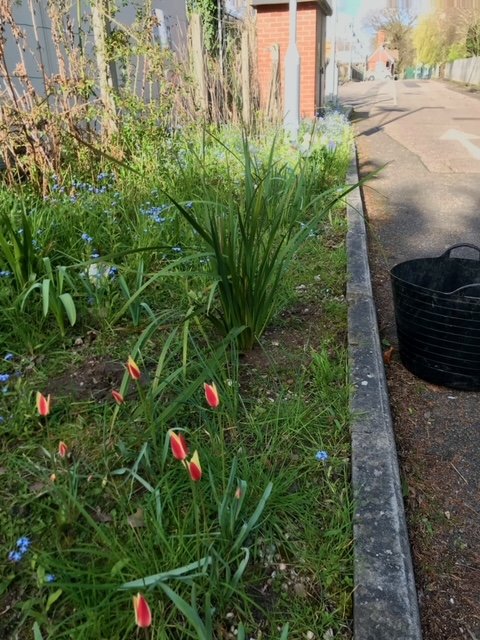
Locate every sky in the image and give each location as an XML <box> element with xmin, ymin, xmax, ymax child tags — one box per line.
<box><xmin>334</xmin><ymin>0</ymin><xmax>432</xmax><ymax>56</ymax></box>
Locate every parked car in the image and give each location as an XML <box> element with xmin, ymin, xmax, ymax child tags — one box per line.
<box><xmin>367</xmin><ymin>71</ymin><xmax>392</xmax><ymax>81</ymax></box>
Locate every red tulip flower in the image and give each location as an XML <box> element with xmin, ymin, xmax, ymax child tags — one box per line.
<box><xmin>58</xmin><ymin>441</ymin><xmax>69</xmax><ymax>458</ymax></box>
<box><xmin>169</xmin><ymin>430</ymin><xmax>189</xmax><ymax>461</ymax></box>
<box><xmin>36</xmin><ymin>392</ymin><xmax>51</xmax><ymax>417</ymax></box>
<box><xmin>133</xmin><ymin>592</ymin><xmax>152</xmax><ymax>628</ymax></box>
<box><xmin>187</xmin><ymin>450</ymin><xmax>202</xmax><ymax>482</ymax></box>
<box><xmin>126</xmin><ymin>356</ymin><xmax>141</xmax><ymax>380</ymax></box>
<box><xmin>204</xmin><ymin>382</ymin><xmax>219</xmax><ymax>409</ymax></box>
<box><xmin>111</xmin><ymin>389</ymin><xmax>124</xmax><ymax>405</ymax></box>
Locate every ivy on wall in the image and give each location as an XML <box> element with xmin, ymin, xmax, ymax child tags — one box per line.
<box><xmin>187</xmin><ymin>0</ymin><xmax>218</xmax><ymax>52</ymax></box>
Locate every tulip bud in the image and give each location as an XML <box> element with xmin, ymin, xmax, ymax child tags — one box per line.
<box><xmin>58</xmin><ymin>441</ymin><xmax>69</xmax><ymax>458</ymax></box>
<box><xmin>126</xmin><ymin>356</ymin><xmax>141</xmax><ymax>380</ymax></box>
<box><xmin>169</xmin><ymin>430</ymin><xmax>189</xmax><ymax>461</ymax></box>
<box><xmin>36</xmin><ymin>392</ymin><xmax>51</xmax><ymax>417</ymax></box>
<box><xmin>187</xmin><ymin>450</ymin><xmax>202</xmax><ymax>482</ymax></box>
<box><xmin>111</xmin><ymin>389</ymin><xmax>124</xmax><ymax>405</ymax></box>
<box><xmin>133</xmin><ymin>592</ymin><xmax>152</xmax><ymax>628</ymax></box>
<box><xmin>204</xmin><ymin>382</ymin><xmax>219</xmax><ymax>409</ymax></box>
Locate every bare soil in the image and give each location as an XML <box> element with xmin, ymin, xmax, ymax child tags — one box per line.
<box><xmin>356</xmin><ymin>139</ymin><xmax>480</xmax><ymax>640</ymax></box>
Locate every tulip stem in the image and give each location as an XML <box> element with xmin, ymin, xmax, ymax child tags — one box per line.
<box><xmin>217</xmin><ymin>412</ymin><xmax>226</xmax><ymax>491</ymax></box>
<box><xmin>136</xmin><ymin>381</ymin><xmax>155</xmax><ymax>446</ymax></box>
<box><xmin>191</xmin><ymin>481</ymin><xmax>201</xmax><ymax>560</ymax></box>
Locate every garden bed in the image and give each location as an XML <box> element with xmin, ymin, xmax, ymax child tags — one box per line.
<box><xmin>0</xmin><ymin>117</ymin><xmax>354</xmax><ymax>640</ymax></box>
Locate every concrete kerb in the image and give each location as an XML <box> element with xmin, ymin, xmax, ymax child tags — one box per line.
<box><xmin>346</xmin><ymin>148</ymin><xmax>423</xmax><ymax>640</ymax></box>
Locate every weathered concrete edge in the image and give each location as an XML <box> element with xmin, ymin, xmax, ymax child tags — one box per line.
<box><xmin>346</xmin><ymin>149</ymin><xmax>422</xmax><ymax>640</ymax></box>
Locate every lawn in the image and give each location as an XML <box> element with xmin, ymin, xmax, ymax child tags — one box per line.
<box><xmin>0</xmin><ymin>114</ymin><xmax>354</xmax><ymax>640</ymax></box>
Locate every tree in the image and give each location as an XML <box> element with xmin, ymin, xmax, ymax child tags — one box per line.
<box><xmin>363</xmin><ymin>8</ymin><xmax>416</xmax><ymax>72</ymax></box>
<box><xmin>413</xmin><ymin>14</ymin><xmax>447</xmax><ymax>65</ymax></box>
<box><xmin>429</xmin><ymin>2</ymin><xmax>480</xmax><ymax>61</ymax></box>
<box><xmin>466</xmin><ymin>20</ymin><xmax>480</xmax><ymax>56</ymax></box>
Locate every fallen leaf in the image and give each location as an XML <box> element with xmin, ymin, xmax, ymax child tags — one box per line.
<box><xmin>93</xmin><ymin>507</ymin><xmax>113</xmax><ymax>523</ymax></box>
<box><xmin>29</xmin><ymin>481</ymin><xmax>48</xmax><ymax>493</ymax></box>
<box><xmin>127</xmin><ymin>507</ymin><xmax>145</xmax><ymax>528</ymax></box>
<box><xmin>425</xmin><ymin>383</ymin><xmax>443</xmax><ymax>393</ymax></box>
<box><xmin>383</xmin><ymin>346</ymin><xmax>395</xmax><ymax>365</ymax></box>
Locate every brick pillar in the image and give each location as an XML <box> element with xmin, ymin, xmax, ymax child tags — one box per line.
<box><xmin>255</xmin><ymin>1</ymin><xmax>328</xmax><ymax>119</ymax></box>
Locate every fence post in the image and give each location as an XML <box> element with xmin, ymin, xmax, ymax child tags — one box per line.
<box><xmin>241</xmin><ymin>30</ymin><xmax>251</xmax><ymax>127</ymax></box>
<box><xmin>91</xmin><ymin>0</ymin><xmax>117</xmax><ymax>137</ymax></box>
<box><xmin>267</xmin><ymin>44</ymin><xmax>281</xmax><ymax>122</ymax></box>
<box><xmin>189</xmin><ymin>13</ymin><xmax>208</xmax><ymax>113</ymax></box>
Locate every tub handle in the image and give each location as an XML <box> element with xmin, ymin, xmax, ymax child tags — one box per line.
<box><xmin>450</xmin><ymin>283</ymin><xmax>480</xmax><ymax>297</ymax></box>
<box><xmin>441</xmin><ymin>243</ymin><xmax>480</xmax><ymax>260</ymax></box>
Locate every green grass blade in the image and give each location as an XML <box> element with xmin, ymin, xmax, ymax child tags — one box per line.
<box><xmin>119</xmin><ymin>557</ymin><xmax>213</xmax><ymax>589</ymax></box>
<box><xmin>232</xmin><ymin>481</ymin><xmax>273</xmax><ymax>551</ymax></box>
<box><xmin>157</xmin><ymin>582</ymin><xmax>209</xmax><ymax>640</ymax></box>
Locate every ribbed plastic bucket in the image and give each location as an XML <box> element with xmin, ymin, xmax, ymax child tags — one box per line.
<box><xmin>390</xmin><ymin>244</ymin><xmax>480</xmax><ymax>390</ymax></box>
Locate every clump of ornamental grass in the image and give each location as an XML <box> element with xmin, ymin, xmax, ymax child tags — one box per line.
<box><xmin>166</xmin><ymin>132</ymin><xmax>353</xmax><ymax>351</ymax></box>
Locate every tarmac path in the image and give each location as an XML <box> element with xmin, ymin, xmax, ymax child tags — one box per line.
<box><xmin>340</xmin><ymin>79</ymin><xmax>480</xmax><ymax>640</ymax></box>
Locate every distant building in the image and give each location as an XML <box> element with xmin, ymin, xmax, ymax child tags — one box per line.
<box><xmin>367</xmin><ymin>30</ymin><xmax>398</xmax><ymax>77</ymax></box>
<box><xmin>251</xmin><ymin>0</ymin><xmax>333</xmax><ymax>117</ymax></box>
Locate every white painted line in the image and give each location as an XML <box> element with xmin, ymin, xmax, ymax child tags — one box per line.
<box><xmin>440</xmin><ymin>128</ymin><xmax>480</xmax><ymax>160</ymax></box>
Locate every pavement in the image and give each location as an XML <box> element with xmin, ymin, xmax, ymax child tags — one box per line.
<box><xmin>343</xmin><ymin>78</ymin><xmax>480</xmax><ymax>639</ymax></box>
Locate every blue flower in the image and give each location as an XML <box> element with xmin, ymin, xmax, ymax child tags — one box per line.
<box><xmin>315</xmin><ymin>450</ymin><xmax>329</xmax><ymax>462</ymax></box>
<box><xmin>108</xmin><ymin>266</ymin><xmax>118</xmax><ymax>278</ymax></box>
<box><xmin>4</xmin><ymin>353</ymin><xmax>14</xmax><ymax>361</ymax></box>
<box><xmin>45</xmin><ymin>574</ymin><xmax>56</xmax><ymax>583</ymax></box>
<box><xmin>0</xmin><ymin>373</ymin><xmax>10</xmax><ymax>383</ymax></box>
<box><xmin>8</xmin><ymin>550</ymin><xmax>23</xmax><ymax>562</ymax></box>
<box><xmin>16</xmin><ymin>536</ymin><xmax>31</xmax><ymax>552</ymax></box>
<box><xmin>0</xmin><ymin>271</ymin><xmax>12</xmax><ymax>278</ymax></box>
<box><xmin>81</xmin><ymin>233</ymin><xmax>93</xmax><ymax>243</ymax></box>
<box><xmin>91</xmin><ymin>252</ymin><xmax>100</xmax><ymax>259</ymax></box>
<box><xmin>185</xmin><ymin>201</ymin><xmax>193</xmax><ymax>209</ymax></box>
<box><xmin>172</xmin><ymin>246</ymin><xmax>182</xmax><ymax>253</ymax></box>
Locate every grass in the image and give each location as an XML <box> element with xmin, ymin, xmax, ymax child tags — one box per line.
<box><xmin>0</xmin><ymin>116</ymin><xmax>354</xmax><ymax>639</ymax></box>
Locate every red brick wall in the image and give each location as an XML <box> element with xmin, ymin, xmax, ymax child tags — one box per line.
<box><xmin>368</xmin><ymin>48</ymin><xmax>393</xmax><ymax>72</ymax></box>
<box><xmin>256</xmin><ymin>3</ymin><xmax>320</xmax><ymax>119</ymax></box>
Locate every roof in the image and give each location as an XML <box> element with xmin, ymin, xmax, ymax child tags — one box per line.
<box><xmin>250</xmin><ymin>0</ymin><xmax>332</xmax><ymax>17</ymax></box>
<box><xmin>368</xmin><ymin>45</ymin><xmax>398</xmax><ymax>63</ymax></box>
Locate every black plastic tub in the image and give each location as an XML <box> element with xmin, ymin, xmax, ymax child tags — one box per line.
<box><xmin>390</xmin><ymin>243</ymin><xmax>480</xmax><ymax>390</ymax></box>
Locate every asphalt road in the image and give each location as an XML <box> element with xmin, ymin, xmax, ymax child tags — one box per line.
<box><xmin>339</xmin><ymin>78</ymin><xmax>480</xmax><ymax>263</ymax></box>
